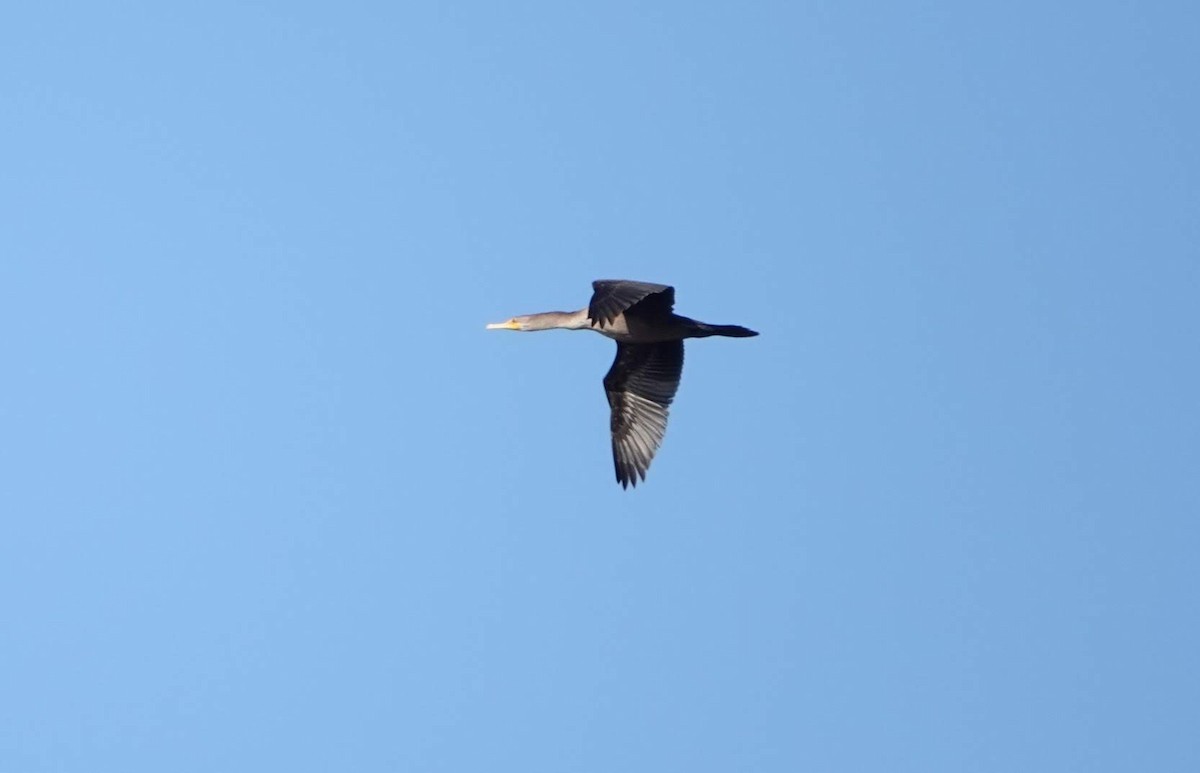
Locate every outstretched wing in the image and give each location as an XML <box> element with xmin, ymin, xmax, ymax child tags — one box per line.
<box><xmin>588</xmin><ymin>280</ymin><xmax>675</xmax><ymax>329</ymax></box>
<box><xmin>603</xmin><ymin>340</ymin><xmax>685</xmax><ymax>488</ymax></box>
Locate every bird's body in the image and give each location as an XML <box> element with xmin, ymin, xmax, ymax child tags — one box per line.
<box><xmin>487</xmin><ymin>280</ymin><xmax>757</xmax><ymax>488</ymax></box>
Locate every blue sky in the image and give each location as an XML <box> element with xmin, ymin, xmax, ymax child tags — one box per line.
<box><xmin>2</xmin><ymin>1</ymin><xmax>1198</xmax><ymax>770</ymax></box>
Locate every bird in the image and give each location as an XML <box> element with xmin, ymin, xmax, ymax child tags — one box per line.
<box><xmin>487</xmin><ymin>279</ymin><xmax>758</xmax><ymax>488</ymax></box>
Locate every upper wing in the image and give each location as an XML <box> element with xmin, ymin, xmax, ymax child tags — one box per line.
<box><xmin>603</xmin><ymin>340</ymin><xmax>685</xmax><ymax>488</ymax></box>
<box><xmin>588</xmin><ymin>280</ymin><xmax>675</xmax><ymax>329</ymax></box>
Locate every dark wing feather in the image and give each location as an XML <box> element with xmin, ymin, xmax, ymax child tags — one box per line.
<box><xmin>603</xmin><ymin>341</ymin><xmax>684</xmax><ymax>488</ymax></box>
<box><xmin>589</xmin><ymin>280</ymin><xmax>675</xmax><ymax>329</ymax></box>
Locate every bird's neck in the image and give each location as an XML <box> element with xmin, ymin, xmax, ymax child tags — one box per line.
<box><xmin>526</xmin><ymin>308</ymin><xmax>592</xmax><ymax>331</ymax></box>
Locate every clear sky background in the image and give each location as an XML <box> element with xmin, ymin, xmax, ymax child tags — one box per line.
<box><xmin>2</xmin><ymin>2</ymin><xmax>1198</xmax><ymax>771</ymax></box>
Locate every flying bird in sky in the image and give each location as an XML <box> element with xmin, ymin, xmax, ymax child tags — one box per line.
<box><xmin>487</xmin><ymin>279</ymin><xmax>758</xmax><ymax>488</ymax></box>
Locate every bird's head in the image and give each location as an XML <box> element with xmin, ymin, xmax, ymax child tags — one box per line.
<box><xmin>485</xmin><ymin>316</ymin><xmax>527</xmax><ymax>331</ymax></box>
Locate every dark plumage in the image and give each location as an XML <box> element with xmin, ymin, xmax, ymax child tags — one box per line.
<box><xmin>487</xmin><ymin>280</ymin><xmax>758</xmax><ymax>488</ymax></box>
<box><xmin>603</xmin><ymin>338</ymin><xmax>684</xmax><ymax>489</ymax></box>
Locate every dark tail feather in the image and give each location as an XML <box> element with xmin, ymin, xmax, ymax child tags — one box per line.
<box><xmin>697</xmin><ymin>323</ymin><xmax>758</xmax><ymax>338</ymax></box>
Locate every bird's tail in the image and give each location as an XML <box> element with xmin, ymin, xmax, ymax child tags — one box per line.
<box><xmin>695</xmin><ymin>323</ymin><xmax>759</xmax><ymax>338</ymax></box>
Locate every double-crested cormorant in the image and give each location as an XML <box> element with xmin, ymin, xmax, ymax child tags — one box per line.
<box><xmin>487</xmin><ymin>279</ymin><xmax>758</xmax><ymax>488</ymax></box>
